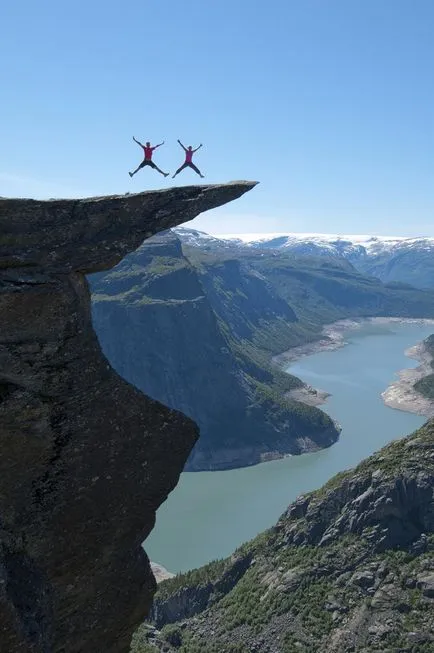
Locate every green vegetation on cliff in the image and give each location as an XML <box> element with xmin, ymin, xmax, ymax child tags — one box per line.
<box><xmin>414</xmin><ymin>334</ymin><xmax>434</xmax><ymax>399</ymax></box>
<box><xmin>133</xmin><ymin>420</ymin><xmax>434</xmax><ymax>653</ymax></box>
<box><xmin>91</xmin><ymin>231</ymin><xmax>434</xmax><ymax>471</ymax></box>
<box><xmin>90</xmin><ymin>233</ymin><xmax>339</xmax><ymax>471</ymax></box>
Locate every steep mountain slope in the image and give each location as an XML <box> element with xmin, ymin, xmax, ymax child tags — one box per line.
<box><xmin>135</xmin><ymin>419</ymin><xmax>434</xmax><ymax>653</ymax></box>
<box><xmin>414</xmin><ymin>334</ymin><xmax>434</xmax><ymax>400</ymax></box>
<box><xmin>92</xmin><ymin>232</ymin><xmax>434</xmax><ymax>471</ymax></box>
<box><xmin>183</xmin><ymin>242</ymin><xmax>434</xmax><ymax>349</ymax></box>
<box><xmin>351</xmin><ymin>242</ymin><xmax>434</xmax><ymax>291</ymax></box>
<box><xmin>249</xmin><ymin>251</ymin><xmax>434</xmax><ymax>326</ymax></box>
<box><xmin>176</xmin><ymin>229</ymin><xmax>434</xmax><ymax>291</ymax></box>
<box><xmin>90</xmin><ymin>232</ymin><xmax>338</xmax><ymax>471</ymax></box>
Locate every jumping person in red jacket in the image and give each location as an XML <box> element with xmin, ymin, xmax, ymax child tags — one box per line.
<box><xmin>129</xmin><ymin>137</ymin><xmax>169</xmax><ymax>178</ymax></box>
<box><xmin>172</xmin><ymin>140</ymin><xmax>205</xmax><ymax>179</ymax></box>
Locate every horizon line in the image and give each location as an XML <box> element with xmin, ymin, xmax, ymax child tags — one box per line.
<box><xmin>176</xmin><ymin>228</ymin><xmax>434</xmax><ymax>242</ymax></box>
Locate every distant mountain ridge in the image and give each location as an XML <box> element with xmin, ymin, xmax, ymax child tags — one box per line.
<box><xmin>175</xmin><ymin>228</ymin><xmax>434</xmax><ymax>290</ymax></box>
<box><xmin>90</xmin><ymin>231</ymin><xmax>340</xmax><ymax>472</ymax></box>
<box><xmin>91</xmin><ymin>228</ymin><xmax>434</xmax><ymax>471</ymax></box>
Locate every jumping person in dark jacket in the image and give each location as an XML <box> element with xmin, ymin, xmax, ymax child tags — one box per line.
<box><xmin>172</xmin><ymin>140</ymin><xmax>205</xmax><ymax>178</ymax></box>
<box><xmin>129</xmin><ymin>137</ymin><xmax>169</xmax><ymax>178</ymax></box>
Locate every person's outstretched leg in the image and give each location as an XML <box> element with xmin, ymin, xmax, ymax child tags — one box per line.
<box><xmin>153</xmin><ymin>164</ymin><xmax>169</xmax><ymax>177</ymax></box>
<box><xmin>147</xmin><ymin>160</ymin><xmax>169</xmax><ymax>177</ymax></box>
<box><xmin>129</xmin><ymin>161</ymin><xmax>145</xmax><ymax>177</ymax></box>
<box><xmin>189</xmin><ymin>163</ymin><xmax>205</xmax><ymax>178</ymax></box>
<box><xmin>172</xmin><ymin>163</ymin><xmax>188</xmax><ymax>178</ymax></box>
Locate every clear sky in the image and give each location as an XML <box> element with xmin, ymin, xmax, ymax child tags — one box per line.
<box><xmin>2</xmin><ymin>1</ymin><xmax>433</xmax><ymax>236</ymax></box>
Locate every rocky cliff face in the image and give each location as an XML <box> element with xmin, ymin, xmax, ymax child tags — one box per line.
<box><xmin>90</xmin><ymin>229</ymin><xmax>434</xmax><ymax>473</ymax></box>
<box><xmin>138</xmin><ymin>420</ymin><xmax>434</xmax><ymax>653</ymax></box>
<box><xmin>90</xmin><ymin>232</ymin><xmax>339</xmax><ymax>471</ymax></box>
<box><xmin>0</xmin><ymin>182</ymin><xmax>255</xmax><ymax>653</ymax></box>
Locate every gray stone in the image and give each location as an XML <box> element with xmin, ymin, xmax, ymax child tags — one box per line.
<box><xmin>350</xmin><ymin>571</ymin><xmax>375</xmax><ymax>589</ymax></box>
<box><xmin>0</xmin><ymin>182</ymin><xmax>257</xmax><ymax>273</ymax></box>
<box><xmin>416</xmin><ymin>573</ymin><xmax>434</xmax><ymax>598</ymax></box>
<box><xmin>0</xmin><ymin>183</ymin><xmax>256</xmax><ymax>653</ymax></box>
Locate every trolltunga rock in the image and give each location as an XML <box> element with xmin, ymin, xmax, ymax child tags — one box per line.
<box><xmin>0</xmin><ymin>182</ymin><xmax>256</xmax><ymax>653</ymax></box>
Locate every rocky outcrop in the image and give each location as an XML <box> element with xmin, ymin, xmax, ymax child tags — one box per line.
<box><xmin>1</xmin><ymin>183</ymin><xmax>256</xmax><ymax>273</ymax></box>
<box><xmin>0</xmin><ymin>182</ymin><xmax>256</xmax><ymax>653</ymax></box>
<box><xmin>139</xmin><ymin>420</ymin><xmax>434</xmax><ymax>653</ymax></box>
<box><xmin>150</xmin><ymin>553</ymin><xmax>252</xmax><ymax>627</ymax></box>
<box><xmin>280</xmin><ymin>450</ymin><xmax>434</xmax><ymax>552</ymax></box>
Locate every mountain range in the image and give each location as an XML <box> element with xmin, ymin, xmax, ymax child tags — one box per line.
<box><xmin>175</xmin><ymin>229</ymin><xmax>434</xmax><ymax>291</ymax></box>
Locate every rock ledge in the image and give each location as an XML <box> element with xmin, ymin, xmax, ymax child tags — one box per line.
<box><xmin>0</xmin><ymin>182</ymin><xmax>256</xmax><ymax>653</ymax></box>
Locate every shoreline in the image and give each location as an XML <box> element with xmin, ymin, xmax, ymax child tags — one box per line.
<box><xmin>381</xmin><ymin>341</ymin><xmax>434</xmax><ymax>418</ymax></box>
<box><xmin>272</xmin><ymin>318</ymin><xmax>365</xmax><ymax>369</ymax></box>
<box><xmin>274</xmin><ymin>317</ymin><xmax>434</xmax><ymax>412</ymax></box>
<box><xmin>150</xmin><ymin>561</ymin><xmax>175</xmax><ymax>583</ymax></box>
<box><xmin>285</xmin><ymin>385</ymin><xmax>331</xmax><ymax>407</ymax></box>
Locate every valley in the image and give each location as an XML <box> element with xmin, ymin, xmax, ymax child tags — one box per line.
<box><xmin>189</xmin><ymin>230</ymin><xmax>434</xmax><ymax>290</ymax></box>
<box><xmin>90</xmin><ymin>229</ymin><xmax>434</xmax><ymax>472</ymax></box>
<box><xmin>89</xmin><ymin>225</ymin><xmax>434</xmax><ymax>652</ymax></box>
<box><xmin>145</xmin><ymin>319</ymin><xmax>434</xmax><ymax>573</ymax></box>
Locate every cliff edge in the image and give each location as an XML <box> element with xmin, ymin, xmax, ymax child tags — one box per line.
<box><xmin>0</xmin><ymin>182</ymin><xmax>256</xmax><ymax>653</ymax></box>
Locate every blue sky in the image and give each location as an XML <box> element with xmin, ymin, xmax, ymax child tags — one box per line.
<box><xmin>2</xmin><ymin>1</ymin><xmax>433</xmax><ymax>236</ymax></box>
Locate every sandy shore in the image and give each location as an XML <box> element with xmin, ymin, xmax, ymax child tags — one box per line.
<box><xmin>273</xmin><ymin>318</ymin><xmax>365</xmax><ymax>408</ymax></box>
<box><xmin>381</xmin><ymin>341</ymin><xmax>434</xmax><ymax>418</ymax></box>
<box><xmin>150</xmin><ymin>561</ymin><xmax>175</xmax><ymax>583</ymax></box>
<box><xmin>286</xmin><ymin>385</ymin><xmax>330</xmax><ymax>407</ymax></box>
<box><xmin>274</xmin><ymin>317</ymin><xmax>434</xmax><ymax>413</ymax></box>
<box><xmin>272</xmin><ymin>318</ymin><xmax>364</xmax><ymax>368</ymax></box>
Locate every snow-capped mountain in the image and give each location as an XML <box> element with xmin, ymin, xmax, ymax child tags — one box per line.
<box><xmin>172</xmin><ymin>227</ymin><xmax>242</xmax><ymax>250</ymax></box>
<box><xmin>174</xmin><ymin>228</ymin><xmax>434</xmax><ymax>290</ymax></box>
<box><xmin>218</xmin><ymin>231</ymin><xmax>434</xmax><ymax>256</ymax></box>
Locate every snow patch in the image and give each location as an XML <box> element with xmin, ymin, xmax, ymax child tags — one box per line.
<box><xmin>174</xmin><ymin>228</ymin><xmax>434</xmax><ymax>261</ymax></box>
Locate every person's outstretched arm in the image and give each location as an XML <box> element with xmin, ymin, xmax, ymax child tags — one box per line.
<box><xmin>133</xmin><ymin>136</ymin><xmax>143</xmax><ymax>147</ymax></box>
<box><xmin>193</xmin><ymin>143</ymin><xmax>203</xmax><ymax>153</ymax></box>
<box><xmin>178</xmin><ymin>139</ymin><xmax>187</xmax><ymax>151</ymax></box>
<box><xmin>153</xmin><ymin>141</ymin><xmax>165</xmax><ymax>149</ymax></box>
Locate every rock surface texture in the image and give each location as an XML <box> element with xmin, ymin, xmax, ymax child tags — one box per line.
<box><xmin>0</xmin><ymin>182</ymin><xmax>256</xmax><ymax>653</ymax></box>
<box><xmin>139</xmin><ymin>420</ymin><xmax>434</xmax><ymax>653</ymax></box>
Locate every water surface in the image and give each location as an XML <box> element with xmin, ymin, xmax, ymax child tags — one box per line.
<box><xmin>146</xmin><ymin>321</ymin><xmax>433</xmax><ymax>572</ymax></box>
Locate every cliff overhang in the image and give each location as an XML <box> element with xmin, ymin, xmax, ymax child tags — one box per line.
<box><xmin>0</xmin><ymin>182</ymin><xmax>257</xmax><ymax>653</ymax></box>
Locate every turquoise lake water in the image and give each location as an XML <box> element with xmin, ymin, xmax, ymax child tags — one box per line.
<box><xmin>145</xmin><ymin>321</ymin><xmax>433</xmax><ymax>573</ymax></box>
